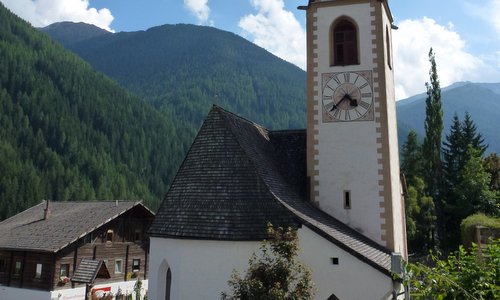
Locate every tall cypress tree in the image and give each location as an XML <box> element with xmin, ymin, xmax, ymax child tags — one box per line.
<box><xmin>422</xmin><ymin>48</ymin><xmax>443</xmax><ymax>248</ymax></box>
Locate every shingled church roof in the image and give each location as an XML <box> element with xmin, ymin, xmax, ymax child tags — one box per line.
<box><xmin>149</xmin><ymin>105</ymin><xmax>393</xmax><ymax>275</ymax></box>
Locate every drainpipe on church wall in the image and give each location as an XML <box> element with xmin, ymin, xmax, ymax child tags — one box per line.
<box><xmin>390</xmin><ymin>252</ymin><xmax>408</xmax><ymax>300</ymax></box>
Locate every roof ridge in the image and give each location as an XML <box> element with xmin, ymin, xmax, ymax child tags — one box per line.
<box><xmin>212</xmin><ymin>104</ymin><xmax>269</xmax><ymax>134</ymax></box>
<box><xmin>214</xmin><ymin>105</ymin><xmax>278</xmax><ymax>198</ymax></box>
<box><xmin>269</xmin><ymin>129</ymin><xmax>306</xmax><ymax>134</ymax></box>
<box><xmin>42</xmin><ymin>200</ymin><xmax>140</xmax><ymax>203</ymax></box>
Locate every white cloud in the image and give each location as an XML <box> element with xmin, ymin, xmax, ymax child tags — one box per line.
<box><xmin>491</xmin><ymin>0</ymin><xmax>500</xmax><ymax>34</ymax></box>
<box><xmin>1</xmin><ymin>0</ymin><xmax>114</xmax><ymax>31</ymax></box>
<box><xmin>393</xmin><ymin>17</ymin><xmax>484</xmax><ymax>99</ymax></box>
<box><xmin>183</xmin><ymin>0</ymin><xmax>212</xmax><ymax>25</ymax></box>
<box><xmin>239</xmin><ymin>0</ymin><xmax>306</xmax><ymax>69</ymax></box>
<box><xmin>465</xmin><ymin>0</ymin><xmax>500</xmax><ymax>35</ymax></box>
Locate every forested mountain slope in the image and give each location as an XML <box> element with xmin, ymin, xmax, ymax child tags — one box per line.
<box><xmin>42</xmin><ymin>22</ymin><xmax>307</xmax><ymax>133</ymax></box>
<box><xmin>0</xmin><ymin>4</ymin><xmax>183</xmax><ymax>220</ymax></box>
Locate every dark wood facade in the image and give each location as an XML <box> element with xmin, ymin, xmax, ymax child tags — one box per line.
<box><xmin>0</xmin><ymin>204</ymin><xmax>153</xmax><ymax>292</ymax></box>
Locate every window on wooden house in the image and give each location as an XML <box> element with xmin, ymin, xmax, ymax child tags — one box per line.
<box><xmin>132</xmin><ymin>259</ymin><xmax>140</xmax><ymax>272</ymax></box>
<box><xmin>35</xmin><ymin>263</ymin><xmax>43</xmax><ymax>279</ymax></box>
<box><xmin>60</xmin><ymin>264</ymin><xmax>70</xmax><ymax>277</ymax></box>
<box><xmin>14</xmin><ymin>261</ymin><xmax>22</xmax><ymax>276</ymax></box>
<box><xmin>0</xmin><ymin>259</ymin><xmax>5</xmax><ymax>273</ymax></box>
<box><xmin>134</xmin><ymin>229</ymin><xmax>142</xmax><ymax>242</ymax></box>
<box><xmin>332</xmin><ymin>19</ymin><xmax>359</xmax><ymax>66</ymax></box>
<box><xmin>106</xmin><ymin>229</ymin><xmax>114</xmax><ymax>242</ymax></box>
<box><xmin>115</xmin><ymin>259</ymin><xmax>123</xmax><ymax>274</ymax></box>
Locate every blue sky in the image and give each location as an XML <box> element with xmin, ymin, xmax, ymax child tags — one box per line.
<box><xmin>2</xmin><ymin>0</ymin><xmax>500</xmax><ymax>99</ymax></box>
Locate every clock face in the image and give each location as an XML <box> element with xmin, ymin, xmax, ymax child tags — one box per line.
<box><xmin>322</xmin><ymin>71</ymin><xmax>374</xmax><ymax>122</ymax></box>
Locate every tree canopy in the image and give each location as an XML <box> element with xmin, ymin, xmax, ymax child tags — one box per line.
<box><xmin>405</xmin><ymin>239</ymin><xmax>500</xmax><ymax>300</ymax></box>
<box><xmin>222</xmin><ymin>224</ymin><xmax>315</xmax><ymax>300</ymax></box>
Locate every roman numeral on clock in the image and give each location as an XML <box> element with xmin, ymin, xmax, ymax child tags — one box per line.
<box><xmin>361</xmin><ymin>92</ymin><xmax>372</xmax><ymax>98</ymax></box>
<box><xmin>332</xmin><ymin>108</ymin><xmax>341</xmax><ymax>119</ymax></box>
<box><xmin>359</xmin><ymin>100</ymin><xmax>371</xmax><ymax>109</ymax></box>
<box><xmin>353</xmin><ymin>75</ymin><xmax>360</xmax><ymax>85</ymax></box>
<box><xmin>345</xmin><ymin>110</ymin><xmax>351</xmax><ymax>121</ymax></box>
<box><xmin>332</xmin><ymin>76</ymin><xmax>341</xmax><ymax>85</ymax></box>
<box><xmin>343</xmin><ymin>73</ymin><xmax>350</xmax><ymax>82</ymax></box>
<box><xmin>359</xmin><ymin>82</ymin><xmax>369</xmax><ymax>89</ymax></box>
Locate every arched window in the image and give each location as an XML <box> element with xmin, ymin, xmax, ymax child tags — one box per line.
<box><xmin>332</xmin><ymin>19</ymin><xmax>358</xmax><ymax>66</ymax></box>
<box><xmin>165</xmin><ymin>268</ymin><xmax>172</xmax><ymax>300</ymax></box>
<box><xmin>158</xmin><ymin>260</ymin><xmax>172</xmax><ymax>300</ymax></box>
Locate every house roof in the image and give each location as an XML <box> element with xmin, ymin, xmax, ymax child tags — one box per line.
<box><xmin>71</xmin><ymin>259</ymin><xmax>110</xmax><ymax>284</ymax></box>
<box><xmin>149</xmin><ymin>105</ymin><xmax>393</xmax><ymax>275</ymax></box>
<box><xmin>0</xmin><ymin>201</ymin><xmax>153</xmax><ymax>253</ymax></box>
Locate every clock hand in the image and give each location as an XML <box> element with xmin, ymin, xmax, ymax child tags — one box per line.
<box><xmin>344</xmin><ymin>94</ymin><xmax>358</xmax><ymax>107</ymax></box>
<box><xmin>330</xmin><ymin>94</ymin><xmax>348</xmax><ymax>111</ymax></box>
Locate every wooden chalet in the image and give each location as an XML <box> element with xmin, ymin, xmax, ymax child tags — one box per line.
<box><xmin>0</xmin><ymin>200</ymin><xmax>154</xmax><ymax>299</ymax></box>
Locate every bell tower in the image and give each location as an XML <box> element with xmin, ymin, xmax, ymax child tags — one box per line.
<box><xmin>303</xmin><ymin>0</ymin><xmax>406</xmax><ymax>256</ymax></box>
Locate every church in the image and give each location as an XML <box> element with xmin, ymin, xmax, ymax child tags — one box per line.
<box><xmin>148</xmin><ymin>0</ymin><xmax>407</xmax><ymax>299</ymax></box>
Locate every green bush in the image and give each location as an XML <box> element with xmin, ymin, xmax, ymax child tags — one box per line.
<box><xmin>460</xmin><ymin>213</ymin><xmax>500</xmax><ymax>247</ymax></box>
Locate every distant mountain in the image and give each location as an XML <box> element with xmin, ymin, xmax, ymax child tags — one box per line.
<box><xmin>41</xmin><ymin>22</ymin><xmax>307</xmax><ymax>133</ymax></box>
<box><xmin>0</xmin><ymin>4</ymin><xmax>182</xmax><ymax>220</ymax></box>
<box><xmin>397</xmin><ymin>82</ymin><xmax>500</xmax><ymax>154</ymax></box>
<box><xmin>40</xmin><ymin>21</ymin><xmax>111</xmax><ymax>46</ymax></box>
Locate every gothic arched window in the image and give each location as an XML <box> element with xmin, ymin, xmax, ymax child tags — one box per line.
<box><xmin>332</xmin><ymin>19</ymin><xmax>359</xmax><ymax>66</ymax></box>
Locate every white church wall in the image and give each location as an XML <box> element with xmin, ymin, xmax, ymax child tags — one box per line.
<box><xmin>149</xmin><ymin>227</ymin><xmax>395</xmax><ymax>300</ymax></box>
<box><xmin>299</xmin><ymin>226</ymin><xmax>395</xmax><ymax>300</ymax></box>
<box><xmin>148</xmin><ymin>237</ymin><xmax>260</xmax><ymax>300</ymax></box>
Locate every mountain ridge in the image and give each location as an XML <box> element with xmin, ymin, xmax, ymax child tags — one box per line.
<box><xmin>397</xmin><ymin>82</ymin><xmax>500</xmax><ymax>153</ymax></box>
<box><xmin>42</xmin><ymin>21</ymin><xmax>499</xmax><ymax>154</ymax></box>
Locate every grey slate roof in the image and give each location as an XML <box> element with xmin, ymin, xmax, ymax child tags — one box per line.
<box><xmin>150</xmin><ymin>105</ymin><xmax>393</xmax><ymax>275</ymax></box>
<box><xmin>72</xmin><ymin>259</ymin><xmax>110</xmax><ymax>283</ymax></box>
<box><xmin>0</xmin><ymin>201</ymin><xmax>151</xmax><ymax>253</ymax></box>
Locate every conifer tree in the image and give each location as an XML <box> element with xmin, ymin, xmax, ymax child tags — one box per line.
<box><xmin>442</xmin><ymin>113</ymin><xmax>463</xmax><ymax>188</ymax></box>
<box><xmin>461</xmin><ymin>112</ymin><xmax>487</xmax><ymax>157</ymax></box>
<box><xmin>422</xmin><ymin>48</ymin><xmax>443</xmax><ymax>247</ymax></box>
<box><xmin>442</xmin><ymin>113</ymin><xmax>490</xmax><ymax>248</ymax></box>
<box><xmin>454</xmin><ymin>146</ymin><xmax>498</xmax><ymax>218</ymax></box>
